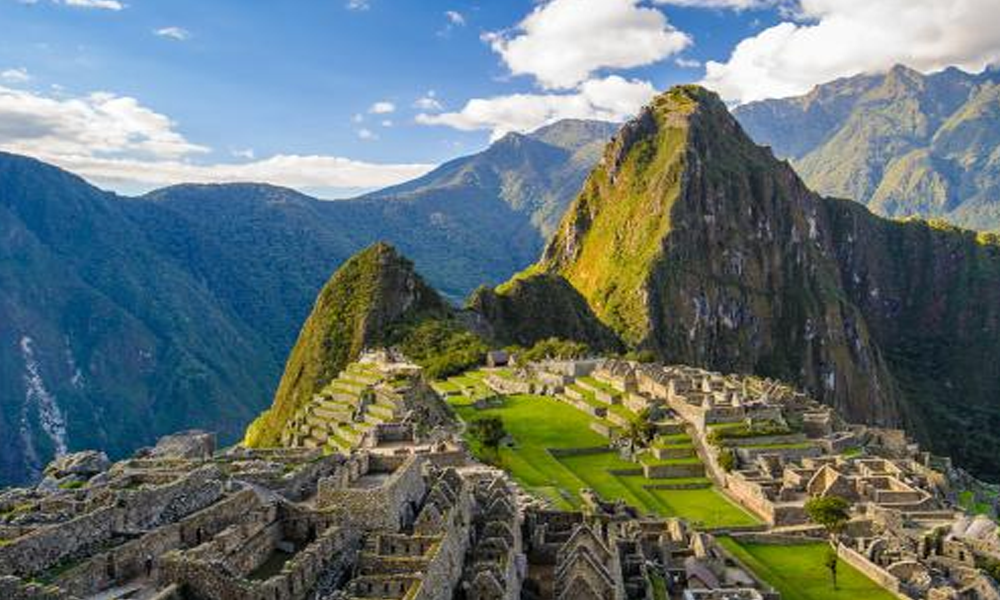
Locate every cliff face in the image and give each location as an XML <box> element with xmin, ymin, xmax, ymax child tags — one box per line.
<box><xmin>482</xmin><ymin>85</ymin><xmax>1000</xmax><ymax>480</ymax></box>
<box><xmin>245</xmin><ymin>242</ymin><xmax>448</xmax><ymax>446</ymax></box>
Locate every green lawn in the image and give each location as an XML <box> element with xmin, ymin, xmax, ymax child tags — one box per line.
<box><xmin>449</xmin><ymin>393</ymin><xmax>761</xmax><ymax>528</ymax></box>
<box><xmin>718</xmin><ymin>538</ymin><xmax>898</xmax><ymax>600</ymax></box>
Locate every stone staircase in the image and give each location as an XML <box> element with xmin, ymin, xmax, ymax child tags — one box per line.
<box><xmin>280</xmin><ymin>362</ymin><xmax>404</xmax><ymax>453</ymax></box>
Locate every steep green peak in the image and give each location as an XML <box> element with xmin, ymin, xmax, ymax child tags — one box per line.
<box><xmin>244</xmin><ymin>241</ymin><xmax>447</xmax><ymax>447</ymax></box>
<box><xmin>536</xmin><ymin>85</ymin><xmax>738</xmax><ymax>344</ymax></box>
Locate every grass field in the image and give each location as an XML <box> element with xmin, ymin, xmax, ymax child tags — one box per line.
<box><xmin>718</xmin><ymin>538</ymin><xmax>898</xmax><ymax>600</ymax></box>
<box><xmin>448</xmin><ymin>391</ymin><xmax>760</xmax><ymax>527</ymax></box>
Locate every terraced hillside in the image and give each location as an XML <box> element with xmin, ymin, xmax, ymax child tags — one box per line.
<box><xmin>438</xmin><ymin>368</ymin><xmax>760</xmax><ymax>529</ymax></box>
<box><xmin>279</xmin><ymin>361</ymin><xmax>399</xmax><ymax>453</ymax></box>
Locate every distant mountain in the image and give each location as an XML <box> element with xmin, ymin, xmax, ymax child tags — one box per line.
<box><xmin>482</xmin><ymin>86</ymin><xmax>1000</xmax><ymax>481</ymax></box>
<box><xmin>734</xmin><ymin>64</ymin><xmax>1000</xmax><ymax>230</ymax></box>
<box><xmin>0</xmin><ymin>118</ymin><xmax>616</xmax><ymax>486</ymax></box>
<box><xmin>367</xmin><ymin>119</ymin><xmax>618</xmax><ymax>239</ymax></box>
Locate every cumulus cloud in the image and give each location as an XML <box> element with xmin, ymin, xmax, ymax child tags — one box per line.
<box><xmin>345</xmin><ymin>0</ymin><xmax>369</xmax><ymax>11</ymax></box>
<box><xmin>445</xmin><ymin>10</ymin><xmax>465</xmax><ymax>26</ymax></box>
<box><xmin>368</xmin><ymin>101</ymin><xmax>395</xmax><ymax>114</ymax></box>
<box><xmin>0</xmin><ymin>85</ymin><xmax>207</xmax><ymax>159</ymax></box>
<box><xmin>486</xmin><ymin>0</ymin><xmax>690</xmax><ymax>89</ymax></box>
<box><xmin>417</xmin><ymin>75</ymin><xmax>656</xmax><ymax>140</ymax></box>
<box><xmin>702</xmin><ymin>0</ymin><xmax>1000</xmax><ymax>103</ymax></box>
<box><xmin>0</xmin><ymin>85</ymin><xmax>433</xmax><ymax>195</ymax></box>
<box><xmin>154</xmin><ymin>27</ymin><xmax>190</xmax><ymax>41</ymax></box>
<box><xmin>1</xmin><ymin>68</ymin><xmax>31</xmax><ymax>83</ymax></box>
<box><xmin>356</xmin><ymin>128</ymin><xmax>377</xmax><ymax>140</ymax></box>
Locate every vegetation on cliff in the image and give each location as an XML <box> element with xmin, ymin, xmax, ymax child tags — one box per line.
<box><xmin>244</xmin><ymin>242</ymin><xmax>449</xmax><ymax>446</ymax></box>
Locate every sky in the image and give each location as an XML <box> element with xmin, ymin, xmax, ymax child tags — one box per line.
<box><xmin>1</xmin><ymin>0</ymin><xmax>999</xmax><ymax>198</ymax></box>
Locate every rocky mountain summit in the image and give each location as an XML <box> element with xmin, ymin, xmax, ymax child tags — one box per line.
<box><xmin>480</xmin><ymin>85</ymin><xmax>1000</xmax><ymax>481</ymax></box>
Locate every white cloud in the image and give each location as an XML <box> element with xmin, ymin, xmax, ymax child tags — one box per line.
<box><xmin>486</xmin><ymin>0</ymin><xmax>690</xmax><ymax>89</ymax></box>
<box><xmin>0</xmin><ymin>84</ymin><xmax>433</xmax><ymax>195</ymax></box>
<box><xmin>675</xmin><ymin>57</ymin><xmax>702</xmax><ymax>68</ymax></box>
<box><xmin>652</xmin><ymin>0</ymin><xmax>777</xmax><ymax>9</ymax></box>
<box><xmin>380</xmin><ymin>119</ymin><xmax>393</xmax><ymax>127</ymax></box>
<box><xmin>368</xmin><ymin>101</ymin><xmax>395</xmax><ymax>114</ymax></box>
<box><xmin>414</xmin><ymin>91</ymin><xmax>443</xmax><ymax>111</ymax></box>
<box><xmin>357</xmin><ymin>128</ymin><xmax>377</xmax><ymax>140</ymax></box>
<box><xmin>417</xmin><ymin>75</ymin><xmax>655</xmax><ymax>140</ymax></box>
<box><xmin>346</xmin><ymin>0</ymin><xmax>369</xmax><ymax>10</ymax></box>
<box><xmin>0</xmin><ymin>84</ymin><xmax>207</xmax><ymax>159</ymax></box>
<box><xmin>1</xmin><ymin>68</ymin><xmax>31</xmax><ymax>83</ymax></box>
<box><xmin>154</xmin><ymin>27</ymin><xmax>190</xmax><ymax>41</ymax></box>
<box><xmin>445</xmin><ymin>10</ymin><xmax>465</xmax><ymax>26</ymax></box>
<box><xmin>702</xmin><ymin>0</ymin><xmax>1000</xmax><ymax>103</ymax></box>
<box><xmin>352</xmin><ymin>113</ymin><xmax>364</xmax><ymax>123</ymax></box>
<box><xmin>44</xmin><ymin>153</ymin><xmax>434</xmax><ymax>196</ymax></box>
<box><xmin>62</xmin><ymin>0</ymin><xmax>124</xmax><ymax>10</ymax></box>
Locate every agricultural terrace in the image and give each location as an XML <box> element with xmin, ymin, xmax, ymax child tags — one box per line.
<box><xmin>440</xmin><ymin>371</ymin><xmax>759</xmax><ymax>529</ymax></box>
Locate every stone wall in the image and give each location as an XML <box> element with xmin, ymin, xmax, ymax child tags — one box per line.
<box><xmin>54</xmin><ymin>488</ymin><xmax>266</xmax><ymax>597</ymax></box>
<box><xmin>317</xmin><ymin>455</ymin><xmax>427</xmax><ymax>531</ymax></box>
<box><xmin>836</xmin><ymin>543</ymin><xmax>910</xmax><ymax>600</ymax></box>
<box><xmin>160</xmin><ymin>525</ymin><xmax>360</xmax><ymax>600</ymax></box>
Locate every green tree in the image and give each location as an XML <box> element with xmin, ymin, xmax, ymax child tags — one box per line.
<box><xmin>805</xmin><ymin>495</ymin><xmax>851</xmax><ymax>590</ymax></box>
<box><xmin>468</xmin><ymin>416</ymin><xmax>506</xmax><ymax>463</ymax></box>
<box><xmin>717</xmin><ymin>448</ymin><xmax>737</xmax><ymax>472</ymax></box>
<box><xmin>805</xmin><ymin>495</ymin><xmax>851</xmax><ymax>536</ymax></box>
<box><xmin>624</xmin><ymin>408</ymin><xmax>655</xmax><ymax>448</ymax></box>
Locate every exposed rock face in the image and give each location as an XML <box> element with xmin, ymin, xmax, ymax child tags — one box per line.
<box><xmin>246</xmin><ymin>243</ymin><xmax>449</xmax><ymax>447</ymax></box>
<box><xmin>148</xmin><ymin>430</ymin><xmax>216</xmax><ymax>460</ymax></box>
<box><xmin>43</xmin><ymin>451</ymin><xmax>110</xmax><ymax>479</ymax></box>
<box><xmin>481</xmin><ymin>85</ymin><xmax>1000</xmax><ymax>480</ymax></box>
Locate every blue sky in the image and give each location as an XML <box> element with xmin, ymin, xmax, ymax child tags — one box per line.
<box><xmin>1</xmin><ymin>0</ymin><xmax>997</xmax><ymax>196</ymax></box>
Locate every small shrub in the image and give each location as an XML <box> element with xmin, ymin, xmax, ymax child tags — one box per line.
<box><xmin>718</xmin><ymin>448</ymin><xmax>737</xmax><ymax>472</ymax></box>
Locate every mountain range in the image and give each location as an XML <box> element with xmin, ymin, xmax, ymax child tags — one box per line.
<box><xmin>735</xmin><ymin>64</ymin><xmax>1000</xmax><ymax>230</ymax></box>
<box><xmin>0</xmin><ymin>119</ymin><xmax>616</xmax><ymax>486</ymax></box>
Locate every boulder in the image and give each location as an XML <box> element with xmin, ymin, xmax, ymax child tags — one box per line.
<box><xmin>43</xmin><ymin>451</ymin><xmax>111</xmax><ymax>479</ymax></box>
<box><xmin>150</xmin><ymin>430</ymin><xmax>216</xmax><ymax>460</ymax></box>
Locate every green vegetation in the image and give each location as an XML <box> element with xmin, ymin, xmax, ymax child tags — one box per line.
<box><xmin>447</xmin><ymin>390</ymin><xmax>758</xmax><ymax>528</ymax></box>
<box><xmin>805</xmin><ymin>496</ymin><xmax>851</xmax><ymax>537</ymax></box>
<box><xmin>467</xmin><ymin>416</ymin><xmax>506</xmax><ymax>463</ymax></box>
<box><xmin>393</xmin><ymin>319</ymin><xmax>487</xmax><ymax>380</ymax></box>
<box><xmin>245</xmin><ymin>242</ymin><xmax>448</xmax><ymax>447</ymax></box>
<box><xmin>706</xmin><ymin>421</ymin><xmax>793</xmax><ymax>446</ymax></box>
<box><xmin>718</xmin><ymin>539</ymin><xmax>897</xmax><ymax>600</ymax></box>
<box><xmin>57</xmin><ymin>480</ymin><xmax>85</xmax><ymax>490</ymax></box>
<box><xmin>718</xmin><ymin>448</ymin><xmax>737</xmax><ymax>472</ymax></box>
<box><xmin>516</xmin><ymin>337</ymin><xmax>591</xmax><ymax>363</ymax></box>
